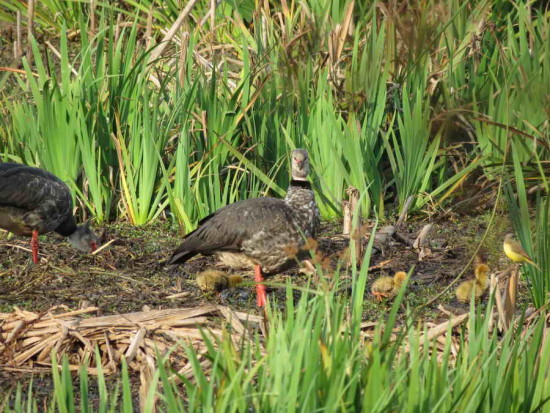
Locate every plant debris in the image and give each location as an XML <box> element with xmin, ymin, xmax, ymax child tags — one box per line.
<box><xmin>0</xmin><ymin>305</ymin><xmax>261</xmax><ymax>374</ymax></box>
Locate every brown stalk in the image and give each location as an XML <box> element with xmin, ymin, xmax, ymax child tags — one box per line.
<box><xmin>504</xmin><ymin>266</ymin><xmax>520</xmax><ymax>329</ymax></box>
<box><xmin>145</xmin><ymin>6</ymin><xmax>154</xmax><ymax>50</ymax></box>
<box><xmin>26</xmin><ymin>0</ymin><xmax>34</xmax><ymax>64</ymax></box>
<box><xmin>342</xmin><ymin>200</ymin><xmax>352</xmax><ymax>235</ymax></box>
<box><xmin>148</xmin><ymin>0</ymin><xmax>201</xmax><ymax>64</ymax></box>
<box><xmin>15</xmin><ymin>10</ymin><xmax>22</xmax><ymax>58</ymax></box>
<box><xmin>90</xmin><ymin>0</ymin><xmax>96</xmax><ymax>34</ymax></box>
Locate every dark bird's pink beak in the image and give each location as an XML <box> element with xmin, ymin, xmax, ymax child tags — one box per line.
<box><xmin>91</xmin><ymin>242</ymin><xmax>97</xmax><ymax>252</ymax></box>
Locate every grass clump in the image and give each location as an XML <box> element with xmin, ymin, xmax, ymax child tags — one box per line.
<box><xmin>0</xmin><ymin>1</ymin><xmax>547</xmax><ymax>228</ymax></box>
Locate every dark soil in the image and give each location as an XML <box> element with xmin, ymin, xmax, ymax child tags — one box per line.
<box><xmin>0</xmin><ymin>212</ymin><xmax>525</xmax><ymax>315</ymax></box>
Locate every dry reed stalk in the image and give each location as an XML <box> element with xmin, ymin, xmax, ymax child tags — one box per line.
<box><xmin>90</xmin><ymin>0</ymin><xmax>96</xmax><ymax>34</ymax></box>
<box><xmin>413</xmin><ymin>223</ymin><xmax>434</xmax><ymax>260</ymax></box>
<box><xmin>504</xmin><ymin>267</ymin><xmax>519</xmax><ymax>329</ymax></box>
<box><xmin>15</xmin><ymin>11</ymin><xmax>22</xmax><ymax>58</ymax></box>
<box><xmin>166</xmin><ymin>291</ymin><xmax>192</xmax><ymax>300</ymax></box>
<box><xmin>343</xmin><ymin>187</ymin><xmax>362</xmax><ymax>262</ymax></box>
<box><xmin>396</xmin><ymin>196</ymin><xmax>414</xmax><ymax>228</ymax></box>
<box><xmin>346</xmin><ymin>187</ymin><xmax>360</xmax><ymax>220</ymax></box>
<box><xmin>493</xmin><ymin>272</ymin><xmax>508</xmax><ymax>332</ymax></box>
<box><xmin>145</xmin><ymin>6</ymin><xmax>153</xmax><ymax>49</ymax></box>
<box><xmin>199</xmin><ymin>0</ymin><xmax>222</xmax><ymax>27</ymax></box>
<box><xmin>139</xmin><ymin>359</ymin><xmax>157</xmax><ymax>412</ymax></box>
<box><xmin>488</xmin><ymin>274</ymin><xmax>500</xmax><ymax>333</ymax></box>
<box><xmin>413</xmin><ymin>224</ymin><xmax>433</xmax><ymax>250</ymax></box>
<box><xmin>342</xmin><ymin>200</ymin><xmax>352</xmax><ymax>236</ymax></box>
<box><xmin>26</xmin><ymin>0</ymin><xmax>34</xmax><ymax>64</ymax></box>
<box><xmin>148</xmin><ymin>0</ymin><xmax>200</xmax><ymax>63</ymax></box>
<box><xmin>0</xmin><ymin>305</ymin><xmax>258</xmax><ymax>382</ymax></box>
<box><xmin>404</xmin><ymin>312</ymin><xmax>469</xmax><ymax>353</ymax></box>
<box><xmin>210</xmin><ymin>0</ymin><xmax>216</xmax><ymax>30</ymax></box>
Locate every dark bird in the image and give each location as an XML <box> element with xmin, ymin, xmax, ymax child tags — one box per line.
<box><xmin>168</xmin><ymin>149</ymin><xmax>320</xmax><ymax>307</ymax></box>
<box><xmin>0</xmin><ymin>163</ymin><xmax>99</xmax><ymax>263</ymax></box>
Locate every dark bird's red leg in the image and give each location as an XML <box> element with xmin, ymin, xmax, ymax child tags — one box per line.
<box><xmin>31</xmin><ymin>230</ymin><xmax>39</xmax><ymax>264</ymax></box>
<box><xmin>254</xmin><ymin>264</ymin><xmax>267</xmax><ymax>307</ymax></box>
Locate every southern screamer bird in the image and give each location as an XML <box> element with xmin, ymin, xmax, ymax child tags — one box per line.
<box><xmin>0</xmin><ymin>163</ymin><xmax>99</xmax><ymax>263</ymax></box>
<box><xmin>168</xmin><ymin>149</ymin><xmax>320</xmax><ymax>307</ymax></box>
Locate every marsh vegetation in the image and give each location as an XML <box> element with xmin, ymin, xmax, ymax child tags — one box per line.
<box><xmin>0</xmin><ymin>0</ymin><xmax>549</xmax><ymax>411</ymax></box>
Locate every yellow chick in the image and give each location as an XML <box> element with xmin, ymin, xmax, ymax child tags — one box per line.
<box><xmin>455</xmin><ymin>263</ymin><xmax>490</xmax><ymax>302</ymax></box>
<box><xmin>371</xmin><ymin>271</ymin><xmax>408</xmax><ymax>301</ymax></box>
<box><xmin>196</xmin><ymin>270</ymin><xmax>243</xmax><ymax>292</ymax></box>
<box><xmin>503</xmin><ymin>233</ymin><xmax>539</xmax><ymax>268</ymax></box>
<box><xmin>474</xmin><ymin>263</ymin><xmax>490</xmax><ymax>290</ymax></box>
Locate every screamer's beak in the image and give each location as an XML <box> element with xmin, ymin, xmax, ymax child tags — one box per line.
<box><xmin>91</xmin><ymin>242</ymin><xmax>98</xmax><ymax>252</ymax></box>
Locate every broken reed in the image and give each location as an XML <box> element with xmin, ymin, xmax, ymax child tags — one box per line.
<box><xmin>0</xmin><ymin>1</ymin><xmax>547</xmax><ymax>229</ymax></box>
<box><xmin>0</xmin><ymin>306</ymin><xmax>258</xmax><ymax>373</ymax></box>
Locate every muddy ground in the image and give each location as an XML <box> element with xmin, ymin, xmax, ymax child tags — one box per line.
<box><xmin>0</xmin><ymin>210</ymin><xmax>531</xmax><ymax>401</ymax></box>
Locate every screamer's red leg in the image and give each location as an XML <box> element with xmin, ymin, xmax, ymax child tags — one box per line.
<box><xmin>31</xmin><ymin>230</ymin><xmax>39</xmax><ymax>264</ymax></box>
<box><xmin>254</xmin><ymin>264</ymin><xmax>267</xmax><ymax>307</ymax></box>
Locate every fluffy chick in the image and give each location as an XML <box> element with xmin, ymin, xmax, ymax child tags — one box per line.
<box><xmin>196</xmin><ymin>270</ymin><xmax>243</xmax><ymax>292</ymax></box>
<box><xmin>371</xmin><ymin>271</ymin><xmax>408</xmax><ymax>302</ymax></box>
<box><xmin>455</xmin><ymin>264</ymin><xmax>490</xmax><ymax>302</ymax></box>
<box><xmin>474</xmin><ymin>263</ymin><xmax>490</xmax><ymax>290</ymax></box>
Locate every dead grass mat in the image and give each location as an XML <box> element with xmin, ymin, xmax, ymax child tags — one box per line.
<box><xmin>0</xmin><ymin>305</ymin><xmax>262</xmax><ymax>378</ymax></box>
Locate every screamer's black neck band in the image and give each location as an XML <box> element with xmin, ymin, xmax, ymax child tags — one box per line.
<box><xmin>289</xmin><ymin>179</ymin><xmax>312</xmax><ymax>189</ymax></box>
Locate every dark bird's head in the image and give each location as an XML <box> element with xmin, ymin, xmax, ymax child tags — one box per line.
<box><xmin>291</xmin><ymin>149</ymin><xmax>310</xmax><ymax>181</ymax></box>
<box><xmin>68</xmin><ymin>221</ymin><xmax>99</xmax><ymax>252</ymax></box>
